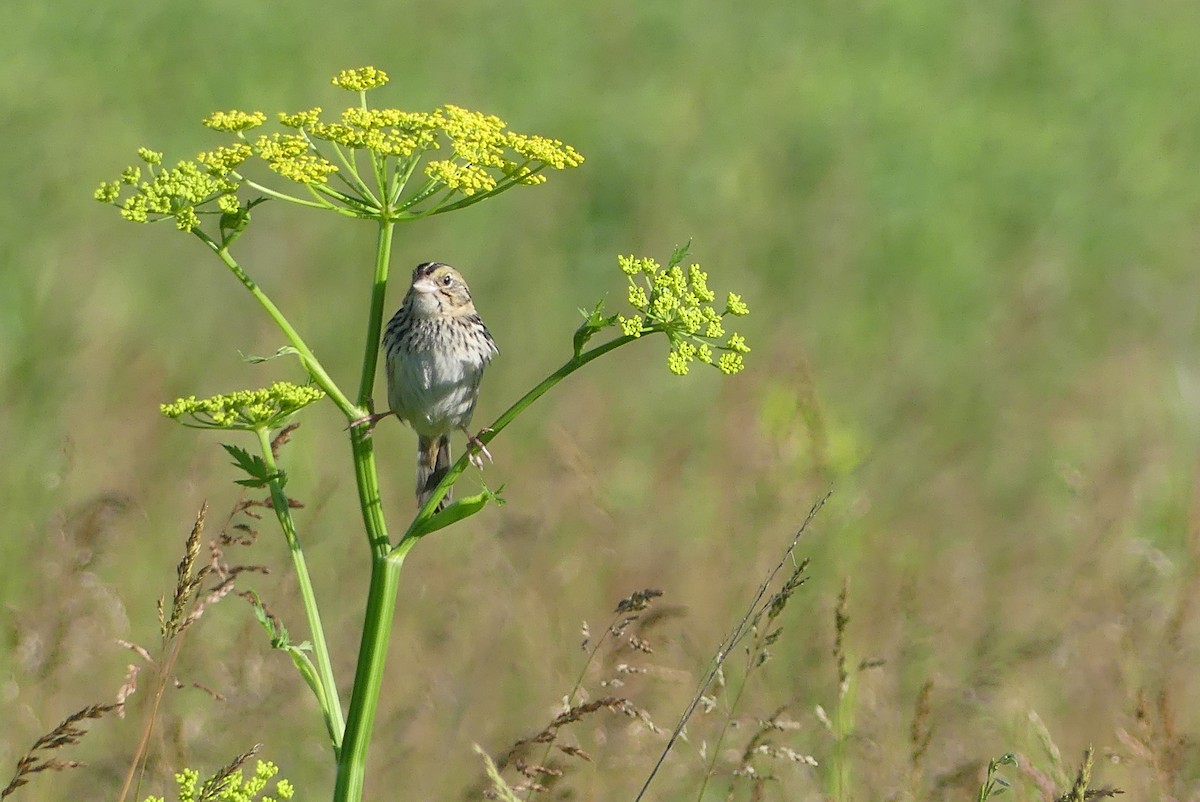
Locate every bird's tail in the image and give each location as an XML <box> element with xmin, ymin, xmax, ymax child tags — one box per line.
<box><xmin>416</xmin><ymin>433</ymin><xmax>452</xmax><ymax>512</ymax></box>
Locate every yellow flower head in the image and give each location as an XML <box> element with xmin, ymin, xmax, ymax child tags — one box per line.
<box><xmin>332</xmin><ymin>66</ymin><xmax>389</xmax><ymax>92</ymax></box>
<box><xmin>197</xmin><ymin>143</ymin><xmax>253</xmax><ymax>177</ymax></box>
<box><xmin>616</xmin><ymin>249</ymin><xmax>751</xmax><ymax>378</ymax></box>
<box><xmin>100</xmin><ymin>67</ymin><xmax>585</xmax><ymax>234</ymax></box>
<box><xmin>107</xmin><ymin>158</ymin><xmax>239</xmax><ymax>231</ymax></box>
<box><xmin>718</xmin><ymin>353</ymin><xmax>745</xmax><ymax>375</ymax></box>
<box><xmin>255</xmin><ymin>133</ymin><xmax>338</xmax><ymax>184</ymax></box>
<box><xmin>279</xmin><ymin>108</ymin><xmax>323</xmax><ymax>129</ymax></box>
<box><xmin>204</xmin><ymin>110</ymin><xmax>267</xmax><ymax>133</ymax></box>
<box><xmin>619</xmin><ymin>314</ymin><xmax>644</xmax><ymax>337</ymax></box>
<box><xmin>424</xmin><ymin>160</ymin><xmax>497</xmax><ymax>196</ymax></box>
<box><xmin>161</xmin><ymin>382</ymin><xmax>325</xmax><ymax>430</ymax></box>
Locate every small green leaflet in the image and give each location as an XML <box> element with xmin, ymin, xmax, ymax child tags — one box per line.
<box><xmin>222</xmin><ymin>443</ymin><xmax>286</xmax><ymax>488</ymax></box>
<box><xmin>239</xmin><ymin>346</ymin><xmax>301</xmax><ymax>364</ymax></box>
<box><xmin>573</xmin><ymin>297</ymin><xmax>617</xmax><ymax>356</ymax></box>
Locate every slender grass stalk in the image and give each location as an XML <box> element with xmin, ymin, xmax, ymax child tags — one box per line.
<box><xmin>694</xmin><ymin>658</ymin><xmax>752</xmax><ymax>801</ymax></box>
<box><xmin>116</xmin><ymin>624</ymin><xmax>187</xmax><ymax>802</ymax></box>
<box><xmin>830</xmin><ymin>672</ymin><xmax>855</xmax><ymax>802</ymax></box>
<box><xmin>253</xmin><ymin>426</ymin><xmax>345</xmax><ymax>752</ymax></box>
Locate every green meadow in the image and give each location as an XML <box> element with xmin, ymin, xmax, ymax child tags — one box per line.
<box><xmin>4</xmin><ymin>0</ymin><xmax>1200</xmax><ymax>798</ymax></box>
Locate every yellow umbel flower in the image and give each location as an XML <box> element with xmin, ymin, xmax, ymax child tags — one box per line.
<box><xmin>617</xmin><ymin>250</ymin><xmax>752</xmax><ymax>377</ymax></box>
<box><xmin>203</xmin><ymin>110</ymin><xmax>267</xmax><ymax>133</ymax></box>
<box><xmin>332</xmin><ymin>66</ymin><xmax>389</xmax><ymax>91</ymax></box>
<box><xmin>99</xmin><ymin>66</ymin><xmax>586</xmax><ymax>231</ymax></box>
<box><xmin>161</xmin><ymin>382</ymin><xmax>325</xmax><ymax>430</ymax></box>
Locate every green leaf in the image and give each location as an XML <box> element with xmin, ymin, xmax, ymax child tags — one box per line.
<box><xmin>218</xmin><ymin>196</ymin><xmax>268</xmax><ymax>247</ymax></box>
<box><xmin>239</xmin><ymin>346</ymin><xmax>301</xmax><ymax>364</ymax></box>
<box><xmin>246</xmin><ymin>591</ymin><xmax>324</xmax><ymax>709</ymax></box>
<box><xmin>572</xmin><ymin>298</ymin><xmax>618</xmax><ymax>356</ymax></box>
<box><xmin>247</xmin><ymin>591</ymin><xmax>290</xmax><ymax>648</ymax></box>
<box><xmin>409</xmin><ymin>485</ymin><xmax>505</xmax><ymax>539</ymax></box>
<box><xmin>221</xmin><ymin>443</ymin><xmax>284</xmax><ymax>488</ymax></box>
<box><xmin>665</xmin><ymin>239</ymin><xmax>692</xmax><ymax>270</ymax></box>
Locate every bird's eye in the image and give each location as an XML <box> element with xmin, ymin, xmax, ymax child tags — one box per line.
<box><xmin>441</xmin><ymin>275</ymin><xmax>453</xmax><ymax>286</ymax></box>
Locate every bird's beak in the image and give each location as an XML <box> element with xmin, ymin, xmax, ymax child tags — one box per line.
<box><xmin>411</xmin><ymin>277</ymin><xmax>438</xmax><ymax>294</ymax></box>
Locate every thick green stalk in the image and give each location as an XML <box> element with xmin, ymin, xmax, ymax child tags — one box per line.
<box><xmin>350</xmin><ymin>428</ymin><xmax>392</xmax><ymax>554</ymax></box>
<box><xmin>348</xmin><ymin>218</ymin><xmax>396</xmax><ymax>557</ymax></box>
<box><xmin>254</xmin><ymin>427</ymin><xmax>345</xmax><ymax>752</ymax></box>
<box><xmin>356</xmin><ymin>221</ymin><xmax>395</xmax><ymax>407</ymax></box>
<box><xmin>332</xmin><ymin>550</ymin><xmax>404</xmax><ymax>801</ymax></box>
<box><xmin>334</xmin><ymin>219</ymin><xmax>400</xmax><ymax>802</ymax></box>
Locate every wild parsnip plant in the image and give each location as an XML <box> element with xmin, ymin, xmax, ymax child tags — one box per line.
<box><xmin>96</xmin><ymin>67</ymin><xmax>751</xmax><ymax>802</ymax></box>
<box><xmin>140</xmin><ymin>749</ymin><xmax>295</xmax><ymax>802</ymax></box>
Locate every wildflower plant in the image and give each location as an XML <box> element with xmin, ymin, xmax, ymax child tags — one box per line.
<box><xmin>160</xmin><ymin>383</ymin><xmax>324</xmax><ymax>431</ymax></box>
<box><xmin>96</xmin><ymin>67</ymin><xmax>750</xmax><ymax>802</ymax></box>
<box><xmin>142</xmin><ymin>758</ymin><xmax>295</xmax><ymax>802</ymax></box>
<box><xmin>612</xmin><ymin>251</ymin><xmax>750</xmax><ymax>375</ymax></box>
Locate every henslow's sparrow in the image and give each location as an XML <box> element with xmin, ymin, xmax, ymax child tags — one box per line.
<box><xmin>379</xmin><ymin>262</ymin><xmax>498</xmax><ymax>511</ymax></box>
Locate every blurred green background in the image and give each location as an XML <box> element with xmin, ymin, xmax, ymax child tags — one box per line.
<box><xmin>4</xmin><ymin>0</ymin><xmax>1200</xmax><ymax>798</ymax></box>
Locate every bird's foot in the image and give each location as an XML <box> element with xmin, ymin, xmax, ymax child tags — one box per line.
<box><xmin>349</xmin><ymin>409</ymin><xmax>394</xmax><ymax>434</ymax></box>
<box><xmin>463</xmin><ymin>426</ymin><xmax>494</xmax><ymax>469</ymax></box>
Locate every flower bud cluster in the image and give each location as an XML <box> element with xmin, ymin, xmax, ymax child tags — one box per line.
<box><xmin>615</xmin><ymin>254</ymin><xmax>751</xmax><ymax>375</ymax></box>
<box><xmin>96</xmin><ymin>66</ymin><xmax>584</xmax><ymax>233</ymax></box>
<box><xmin>160</xmin><ymin>382</ymin><xmax>324</xmax><ymax>431</ymax></box>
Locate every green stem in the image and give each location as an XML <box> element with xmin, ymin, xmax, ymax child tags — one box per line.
<box><xmin>333</xmin><ymin>550</ymin><xmax>405</xmax><ymax>802</ymax></box>
<box><xmin>333</xmin><ymin>219</ymin><xmax>400</xmax><ymax>802</ymax></box>
<box><xmin>356</xmin><ymin>221</ymin><xmax>396</xmax><ymax>406</ymax></box>
<box><xmin>389</xmin><ymin>154</ymin><xmax>426</xmax><ymax>206</ymax></box>
<box><xmin>395</xmin><ymin>332</ymin><xmax>638</xmax><ymax>548</ymax></box>
<box><xmin>832</xmin><ymin>673</ymin><xmax>855</xmax><ymax>802</ymax></box>
<box><xmin>239</xmin><ymin>179</ymin><xmax>337</xmax><ymax>211</ymax></box>
<box><xmin>198</xmin><ymin>235</ymin><xmax>362</xmax><ymax>419</ymax></box>
<box><xmin>351</xmin><ymin>426</ymin><xmax>391</xmax><ymax>555</ymax></box>
<box><xmin>326</xmin><ymin>140</ymin><xmax>380</xmax><ymax>205</ymax></box>
<box><xmin>254</xmin><ymin>427</ymin><xmax>345</xmax><ymax>753</ymax></box>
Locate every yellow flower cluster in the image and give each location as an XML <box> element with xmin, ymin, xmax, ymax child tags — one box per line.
<box><xmin>419</xmin><ymin>105</ymin><xmax>583</xmax><ymax>195</ymax></box>
<box><xmin>425</xmin><ymin>159</ymin><xmax>496</xmax><ymax>196</ymax></box>
<box><xmin>332</xmin><ymin>66</ymin><xmax>389</xmax><ymax>92</ymax></box>
<box><xmin>197</xmin><ymin>143</ymin><xmax>253</xmax><ymax>177</ymax></box>
<box><xmin>507</xmin><ymin>132</ymin><xmax>584</xmax><ymax>170</ymax></box>
<box><xmin>96</xmin><ymin>156</ymin><xmax>240</xmax><ymax>231</ymax></box>
<box><xmin>97</xmin><ymin>67</ymin><xmax>585</xmax><ymax>232</ymax></box>
<box><xmin>152</xmin><ymin>759</ymin><xmax>295</xmax><ymax>802</ymax></box>
<box><xmin>203</xmin><ymin>110</ymin><xmax>267</xmax><ymax>133</ymax></box>
<box><xmin>279</xmin><ymin>95</ymin><xmax>584</xmax><ymax>195</ymax></box>
<box><xmin>617</xmin><ymin>253</ymin><xmax>751</xmax><ymax>376</ymax></box>
<box><xmin>254</xmin><ymin>133</ymin><xmax>338</xmax><ymax>184</ymax></box>
<box><xmin>160</xmin><ymin>382</ymin><xmax>325</xmax><ymax>430</ymax></box>
<box><xmin>279</xmin><ymin>107</ymin><xmax>323</xmax><ymax>129</ymax></box>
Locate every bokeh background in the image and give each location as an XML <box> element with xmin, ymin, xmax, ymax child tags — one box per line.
<box><xmin>4</xmin><ymin>0</ymin><xmax>1200</xmax><ymax>799</ymax></box>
